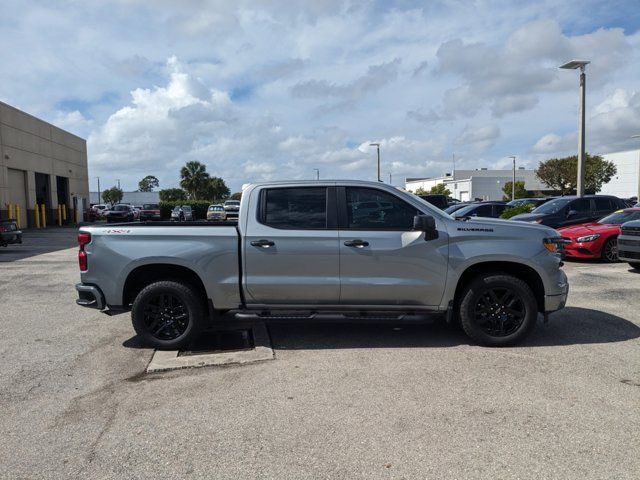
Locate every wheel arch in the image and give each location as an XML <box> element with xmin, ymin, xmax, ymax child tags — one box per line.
<box><xmin>453</xmin><ymin>261</ymin><xmax>545</xmax><ymax>313</ymax></box>
<box><xmin>123</xmin><ymin>263</ymin><xmax>209</xmax><ymax>310</ymax></box>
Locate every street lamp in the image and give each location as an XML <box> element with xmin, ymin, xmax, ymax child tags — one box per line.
<box><xmin>631</xmin><ymin>134</ymin><xmax>640</xmax><ymax>201</ymax></box>
<box><xmin>370</xmin><ymin>143</ymin><xmax>381</xmax><ymax>182</ymax></box>
<box><xmin>313</xmin><ymin>168</ymin><xmax>320</xmax><ymax>180</ymax></box>
<box><xmin>560</xmin><ymin>59</ymin><xmax>590</xmax><ymax>197</ymax></box>
<box><xmin>509</xmin><ymin>156</ymin><xmax>516</xmax><ymax>201</ymax></box>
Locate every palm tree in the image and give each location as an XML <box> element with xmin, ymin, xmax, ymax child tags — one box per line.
<box><xmin>180</xmin><ymin>161</ymin><xmax>210</xmax><ymax>200</ymax></box>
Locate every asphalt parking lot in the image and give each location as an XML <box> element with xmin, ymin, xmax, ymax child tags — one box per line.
<box><xmin>1</xmin><ymin>229</ymin><xmax>639</xmax><ymax>479</ymax></box>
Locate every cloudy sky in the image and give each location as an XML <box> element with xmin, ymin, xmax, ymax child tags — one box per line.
<box><xmin>1</xmin><ymin>0</ymin><xmax>640</xmax><ymax>192</ymax></box>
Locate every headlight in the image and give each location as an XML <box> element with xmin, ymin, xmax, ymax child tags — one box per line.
<box><xmin>576</xmin><ymin>234</ymin><xmax>600</xmax><ymax>243</ymax></box>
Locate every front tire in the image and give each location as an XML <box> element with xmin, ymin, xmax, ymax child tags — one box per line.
<box><xmin>601</xmin><ymin>237</ymin><xmax>618</xmax><ymax>263</ymax></box>
<box><xmin>131</xmin><ymin>281</ymin><xmax>205</xmax><ymax>350</ymax></box>
<box><xmin>459</xmin><ymin>274</ymin><xmax>538</xmax><ymax>347</ymax></box>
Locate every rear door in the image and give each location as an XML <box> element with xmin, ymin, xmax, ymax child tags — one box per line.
<box><xmin>337</xmin><ymin>186</ymin><xmax>448</xmax><ymax>307</ymax></box>
<box><xmin>243</xmin><ymin>186</ymin><xmax>340</xmax><ymax>305</ymax></box>
<box><xmin>593</xmin><ymin>197</ymin><xmax>614</xmax><ymax>220</ymax></box>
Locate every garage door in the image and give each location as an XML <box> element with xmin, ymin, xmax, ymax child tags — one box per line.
<box><xmin>7</xmin><ymin>168</ymin><xmax>27</xmax><ymax>228</ymax></box>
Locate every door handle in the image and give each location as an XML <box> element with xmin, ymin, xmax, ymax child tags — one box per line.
<box><xmin>344</xmin><ymin>239</ymin><xmax>369</xmax><ymax>248</ymax></box>
<box><xmin>251</xmin><ymin>239</ymin><xmax>275</xmax><ymax>248</ymax></box>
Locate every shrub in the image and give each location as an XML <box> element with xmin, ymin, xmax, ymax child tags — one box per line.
<box><xmin>159</xmin><ymin>200</ymin><xmax>214</xmax><ymax>220</ymax></box>
<box><xmin>500</xmin><ymin>203</ymin><xmax>535</xmax><ymax>219</ymax></box>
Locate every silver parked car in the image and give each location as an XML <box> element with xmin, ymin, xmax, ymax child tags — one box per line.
<box><xmin>170</xmin><ymin>205</ymin><xmax>194</xmax><ymax>222</ymax></box>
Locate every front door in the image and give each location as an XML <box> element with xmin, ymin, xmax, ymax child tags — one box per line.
<box><xmin>338</xmin><ymin>187</ymin><xmax>449</xmax><ymax>307</ymax></box>
<box><xmin>243</xmin><ymin>186</ymin><xmax>340</xmax><ymax>305</ymax></box>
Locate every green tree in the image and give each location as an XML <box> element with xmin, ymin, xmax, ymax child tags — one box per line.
<box><xmin>205</xmin><ymin>176</ymin><xmax>230</xmax><ymax>201</ymax></box>
<box><xmin>102</xmin><ymin>186</ymin><xmax>123</xmax><ymax>205</ymax></box>
<box><xmin>536</xmin><ymin>153</ymin><xmax>617</xmax><ymax>195</ymax></box>
<box><xmin>429</xmin><ymin>183</ymin><xmax>451</xmax><ymax>196</ymax></box>
<box><xmin>138</xmin><ymin>175</ymin><xmax>159</xmax><ymax>192</ymax></box>
<box><xmin>159</xmin><ymin>188</ymin><xmax>187</xmax><ymax>202</ymax></box>
<box><xmin>230</xmin><ymin>192</ymin><xmax>242</xmax><ymax>200</ymax></box>
<box><xmin>180</xmin><ymin>161</ymin><xmax>210</xmax><ymax>200</ymax></box>
<box><xmin>502</xmin><ymin>181</ymin><xmax>527</xmax><ymax>201</ymax></box>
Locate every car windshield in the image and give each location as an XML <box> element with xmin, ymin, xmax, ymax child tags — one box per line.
<box><xmin>210</xmin><ymin>206</ymin><xmax>223</xmax><ymax>211</ymax></box>
<box><xmin>113</xmin><ymin>205</ymin><xmax>129</xmax><ymax>211</ymax></box>
<box><xmin>598</xmin><ymin>210</ymin><xmax>640</xmax><ymax>225</ymax></box>
<box><xmin>452</xmin><ymin>204</ymin><xmax>485</xmax><ymax>217</ymax></box>
<box><xmin>532</xmin><ymin>198</ymin><xmax>572</xmax><ymax>214</ymax></box>
<box><xmin>143</xmin><ymin>204</ymin><xmax>158</xmax><ymax>209</ymax></box>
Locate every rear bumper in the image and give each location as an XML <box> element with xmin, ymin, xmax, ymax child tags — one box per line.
<box><xmin>75</xmin><ymin>283</ymin><xmax>106</xmax><ymax>310</ymax></box>
<box><xmin>140</xmin><ymin>213</ymin><xmax>161</xmax><ymax>220</ymax></box>
<box><xmin>0</xmin><ymin>231</ymin><xmax>22</xmax><ymax>246</ymax></box>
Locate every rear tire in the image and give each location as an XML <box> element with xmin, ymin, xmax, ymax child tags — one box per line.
<box><xmin>131</xmin><ymin>280</ymin><xmax>205</xmax><ymax>350</ymax></box>
<box><xmin>459</xmin><ymin>274</ymin><xmax>538</xmax><ymax>347</ymax></box>
<box><xmin>629</xmin><ymin>262</ymin><xmax>640</xmax><ymax>270</ymax></box>
<box><xmin>601</xmin><ymin>237</ymin><xmax>618</xmax><ymax>263</ymax></box>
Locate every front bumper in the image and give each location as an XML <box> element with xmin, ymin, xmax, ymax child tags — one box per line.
<box><xmin>75</xmin><ymin>283</ymin><xmax>106</xmax><ymax>310</ymax></box>
<box><xmin>617</xmin><ymin>237</ymin><xmax>640</xmax><ymax>262</ymax></box>
<box><xmin>544</xmin><ymin>270</ymin><xmax>569</xmax><ymax>313</ymax></box>
<box><xmin>563</xmin><ymin>243</ymin><xmax>600</xmax><ymax>259</ymax></box>
<box><xmin>1</xmin><ymin>231</ymin><xmax>22</xmax><ymax>246</ymax></box>
<box><xmin>140</xmin><ymin>213</ymin><xmax>161</xmax><ymax>220</ymax></box>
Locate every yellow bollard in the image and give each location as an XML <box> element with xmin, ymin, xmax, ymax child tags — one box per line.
<box><xmin>34</xmin><ymin>203</ymin><xmax>40</xmax><ymax>228</ymax></box>
<box><xmin>57</xmin><ymin>205</ymin><xmax>62</xmax><ymax>226</ymax></box>
<box><xmin>62</xmin><ymin>203</ymin><xmax>67</xmax><ymax>221</ymax></box>
<box><xmin>41</xmin><ymin>204</ymin><xmax>46</xmax><ymax>228</ymax></box>
<box><xmin>8</xmin><ymin>203</ymin><xmax>14</xmax><ymax>220</ymax></box>
<box><xmin>16</xmin><ymin>205</ymin><xmax>21</xmax><ymax>229</ymax></box>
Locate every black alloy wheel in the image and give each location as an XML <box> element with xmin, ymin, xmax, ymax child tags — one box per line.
<box><xmin>602</xmin><ymin>237</ymin><xmax>618</xmax><ymax>263</ymax></box>
<box><xmin>131</xmin><ymin>280</ymin><xmax>204</xmax><ymax>349</ymax></box>
<box><xmin>142</xmin><ymin>293</ymin><xmax>189</xmax><ymax>341</ymax></box>
<box><xmin>473</xmin><ymin>287</ymin><xmax>526</xmax><ymax>337</ymax></box>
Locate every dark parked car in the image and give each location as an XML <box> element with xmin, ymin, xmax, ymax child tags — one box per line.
<box><xmin>444</xmin><ymin>202</ymin><xmax>474</xmax><ymax>215</ymax></box>
<box><xmin>451</xmin><ymin>201</ymin><xmax>507</xmax><ymax>219</ymax></box>
<box><xmin>105</xmin><ymin>204</ymin><xmax>135</xmax><ymax>223</ymax></box>
<box><xmin>139</xmin><ymin>203</ymin><xmax>161</xmax><ymax>221</ymax></box>
<box><xmin>0</xmin><ymin>218</ymin><xmax>22</xmax><ymax>247</ymax></box>
<box><xmin>506</xmin><ymin>197</ymin><xmax>554</xmax><ymax>208</ymax></box>
<box><xmin>417</xmin><ymin>194</ymin><xmax>448</xmax><ymax>210</ymax></box>
<box><xmin>511</xmin><ymin>195</ymin><xmax>626</xmax><ymax>229</ymax></box>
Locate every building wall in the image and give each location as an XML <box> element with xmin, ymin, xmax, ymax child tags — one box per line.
<box><xmin>0</xmin><ymin>101</ymin><xmax>88</xmax><ymax>226</ymax></box>
<box><xmin>90</xmin><ymin>191</ymin><xmax>160</xmax><ymax>205</ymax></box>
<box><xmin>405</xmin><ymin>169</ymin><xmax>547</xmax><ymax>201</ymax></box>
<box><xmin>599</xmin><ymin>149</ymin><xmax>640</xmax><ymax>199</ymax></box>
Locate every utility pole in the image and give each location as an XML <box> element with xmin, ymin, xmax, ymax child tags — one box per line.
<box><xmin>116</xmin><ymin>179</ymin><xmax>121</xmax><ymax>190</ymax></box>
<box><xmin>313</xmin><ymin>168</ymin><xmax>319</xmax><ymax>180</ymax></box>
<box><xmin>370</xmin><ymin>143</ymin><xmax>381</xmax><ymax>182</ymax></box>
<box><xmin>389</xmin><ymin>172</ymin><xmax>392</xmax><ymax>184</ymax></box>
<box><xmin>509</xmin><ymin>156</ymin><xmax>516</xmax><ymax>200</ymax></box>
<box><xmin>97</xmin><ymin>177</ymin><xmax>101</xmax><ymax>203</ymax></box>
<box><xmin>631</xmin><ymin>135</ymin><xmax>640</xmax><ymax>201</ymax></box>
<box><xmin>452</xmin><ymin>153</ymin><xmax>455</xmax><ymax>181</ymax></box>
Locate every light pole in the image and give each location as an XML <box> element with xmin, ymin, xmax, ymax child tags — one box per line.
<box><xmin>97</xmin><ymin>177</ymin><xmax>101</xmax><ymax>203</ymax></box>
<box><xmin>388</xmin><ymin>172</ymin><xmax>392</xmax><ymax>184</ymax></box>
<box><xmin>509</xmin><ymin>156</ymin><xmax>516</xmax><ymax>200</ymax></box>
<box><xmin>116</xmin><ymin>178</ymin><xmax>121</xmax><ymax>190</ymax></box>
<box><xmin>370</xmin><ymin>143</ymin><xmax>381</xmax><ymax>182</ymax></box>
<box><xmin>632</xmin><ymin>134</ymin><xmax>640</xmax><ymax>201</ymax></box>
<box><xmin>560</xmin><ymin>59</ymin><xmax>590</xmax><ymax>197</ymax></box>
<box><xmin>313</xmin><ymin>168</ymin><xmax>320</xmax><ymax>180</ymax></box>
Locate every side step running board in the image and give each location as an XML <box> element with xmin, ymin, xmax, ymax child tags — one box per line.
<box><xmin>234</xmin><ymin>312</ymin><xmax>439</xmax><ymax>323</ymax></box>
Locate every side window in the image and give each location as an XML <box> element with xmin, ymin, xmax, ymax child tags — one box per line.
<box><xmin>494</xmin><ymin>204</ymin><xmax>507</xmax><ymax>216</ymax></box>
<box><xmin>345</xmin><ymin>188</ymin><xmax>417</xmax><ymax>230</ymax></box>
<box><xmin>594</xmin><ymin>198</ymin><xmax>612</xmax><ymax>211</ymax></box>
<box><xmin>571</xmin><ymin>198</ymin><xmax>591</xmax><ymax>212</ymax></box>
<box><xmin>262</xmin><ymin>187</ymin><xmax>327</xmax><ymax>229</ymax></box>
<box><xmin>473</xmin><ymin>205</ymin><xmax>493</xmax><ymax>217</ymax></box>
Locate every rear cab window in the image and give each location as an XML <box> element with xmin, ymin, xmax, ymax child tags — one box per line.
<box><xmin>260</xmin><ymin>187</ymin><xmax>328</xmax><ymax>229</ymax></box>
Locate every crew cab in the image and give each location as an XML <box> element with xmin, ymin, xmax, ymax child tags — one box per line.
<box><xmin>75</xmin><ymin>181</ymin><xmax>568</xmax><ymax>349</ymax></box>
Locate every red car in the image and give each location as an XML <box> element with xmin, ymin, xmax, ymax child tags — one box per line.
<box><xmin>558</xmin><ymin>208</ymin><xmax>640</xmax><ymax>262</ymax></box>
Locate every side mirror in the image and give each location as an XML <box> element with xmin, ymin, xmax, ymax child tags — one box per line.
<box><xmin>413</xmin><ymin>215</ymin><xmax>438</xmax><ymax>240</ymax></box>
<box><xmin>567</xmin><ymin>209</ymin><xmax>578</xmax><ymax>218</ymax></box>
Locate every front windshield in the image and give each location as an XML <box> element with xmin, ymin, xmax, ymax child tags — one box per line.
<box><xmin>532</xmin><ymin>198</ymin><xmax>571</xmax><ymax>214</ymax></box>
<box><xmin>598</xmin><ymin>210</ymin><xmax>640</xmax><ymax>225</ymax></box>
<box><xmin>143</xmin><ymin>204</ymin><xmax>158</xmax><ymax>209</ymax></box>
<box><xmin>113</xmin><ymin>205</ymin><xmax>128</xmax><ymax>211</ymax></box>
<box><xmin>452</xmin><ymin>204</ymin><xmax>483</xmax><ymax>217</ymax></box>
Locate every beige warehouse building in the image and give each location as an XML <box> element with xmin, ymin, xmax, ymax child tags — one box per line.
<box><xmin>0</xmin><ymin>101</ymin><xmax>89</xmax><ymax>227</ymax></box>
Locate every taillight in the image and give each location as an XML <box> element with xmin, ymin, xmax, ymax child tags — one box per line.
<box><xmin>78</xmin><ymin>232</ymin><xmax>91</xmax><ymax>271</ymax></box>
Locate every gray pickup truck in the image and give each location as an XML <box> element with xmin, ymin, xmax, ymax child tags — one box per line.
<box><xmin>75</xmin><ymin>180</ymin><xmax>568</xmax><ymax>348</ymax></box>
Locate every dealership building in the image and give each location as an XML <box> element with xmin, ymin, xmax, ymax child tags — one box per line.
<box><xmin>405</xmin><ymin>168</ymin><xmax>549</xmax><ymax>202</ymax></box>
<box><xmin>0</xmin><ymin>101</ymin><xmax>89</xmax><ymax>227</ymax></box>
<box><xmin>599</xmin><ymin>149</ymin><xmax>640</xmax><ymax>199</ymax></box>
